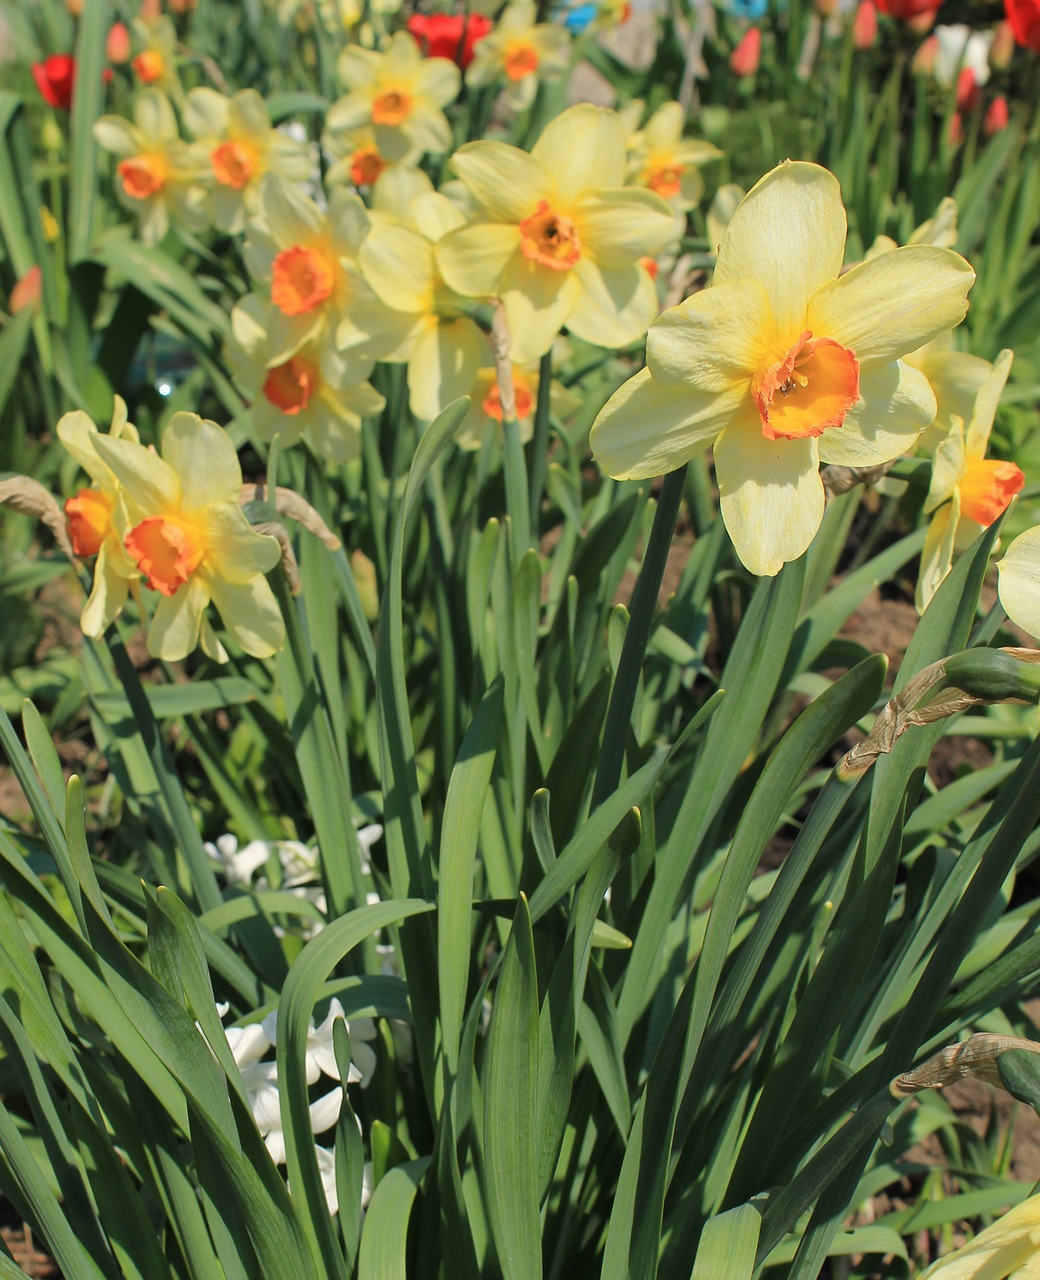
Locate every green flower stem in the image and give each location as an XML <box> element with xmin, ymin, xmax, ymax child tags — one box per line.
<box><xmin>528</xmin><ymin>349</ymin><xmax>553</xmax><ymax>536</ymax></box>
<box><xmin>503</xmin><ymin>412</ymin><xmax>532</xmax><ymax>564</ymax></box>
<box><xmin>591</xmin><ymin>464</ymin><xmax>688</xmax><ymax>809</ymax></box>
<box><xmin>103</xmin><ymin>631</ymin><xmax>223</xmax><ymax>913</ymax></box>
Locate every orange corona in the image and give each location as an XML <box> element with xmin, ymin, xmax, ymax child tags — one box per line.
<box><xmin>754</xmin><ymin>330</ymin><xmax>860</xmax><ymax>441</ymax></box>
<box><xmin>270</xmin><ymin>245</ymin><xmax>337</xmax><ymax>316</ymax></box>
<box><xmin>518</xmin><ymin>200</ymin><xmax>581</xmax><ymax>272</ymax></box>
<box><xmin>371</xmin><ymin>89</ymin><xmax>412</xmax><ymax>126</ymax></box>
<box><xmin>212</xmin><ymin>138</ymin><xmax>259</xmax><ymax>189</ymax></box>
<box><xmin>65</xmin><ymin>488</ymin><xmax>114</xmax><ymax>558</ymax></box>
<box><xmin>263</xmin><ymin>355</ymin><xmax>319</xmax><ymax>415</ymax></box>
<box><xmin>125</xmin><ymin>514</ymin><xmax>206</xmax><ymax>596</ymax></box>
<box><xmin>959</xmin><ymin>457</ymin><xmax>1024</xmax><ymax>526</ymax></box>
<box><xmin>117</xmin><ymin>153</ymin><xmax>168</xmax><ymax>200</ymax></box>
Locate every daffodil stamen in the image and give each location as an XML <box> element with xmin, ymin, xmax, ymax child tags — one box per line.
<box><xmin>754</xmin><ymin>330</ymin><xmax>860</xmax><ymax>441</ymax></box>
<box><xmin>125</xmin><ymin>514</ymin><xmax>206</xmax><ymax>597</ymax></box>
<box><xmin>270</xmin><ymin>244</ymin><xmax>337</xmax><ymax>316</ymax></box>
<box><xmin>519</xmin><ymin>200</ymin><xmax>582</xmax><ymax>271</ymax></box>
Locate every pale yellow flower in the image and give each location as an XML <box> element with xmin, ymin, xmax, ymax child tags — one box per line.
<box><xmin>242</xmin><ymin>173</ymin><xmax>415</xmax><ymax>367</ymax></box>
<box><xmin>455</xmin><ymin>360</ymin><xmax>579</xmax><ymax>450</ymax></box>
<box><xmin>227</xmin><ymin>294</ymin><xmax>385</xmax><ymax>462</ymax></box>
<box><xmin>917</xmin><ymin>349</ymin><xmax>1020</xmax><ymax>611</ymax></box>
<box><xmin>358</xmin><ymin>168</ymin><xmax>486</xmax><ymax>421</ymax></box>
<box><xmin>183</xmin><ymin>88</ymin><xmax>312</xmax><ymax>233</ymax></box>
<box><xmin>622</xmin><ymin>100</ymin><xmax>722</xmax><ymax>212</ymax></box>
<box><xmin>91</xmin><ymin>414</ymin><xmax>283</xmax><ymax>662</ymax></box>
<box><xmin>94</xmin><ymin>91</ymin><xmax>208</xmax><ymax>244</ymax></box>
<box><xmin>436</xmin><ymin>103</ymin><xmax>677</xmax><ymax>363</ymax></box>
<box><xmin>323</xmin><ymin>123</ymin><xmax>421</xmax><ymax>191</ymax></box>
<box><xmin>590</xmin><ymin>161</ymin><xmax>975</xmax><ymax>576</ymax></box>
<box><xmin>327</xmin><ymin>31</ymin><xmax>460</xmax><ymax>161</ymax></box>
<box><xmin>130</xmin><ymin>16</ymin><xmax>181</xmax><ymax>98</ymax></box>
<box><xmin>465</xmin><ymin>2</ymin><xmax>571</xmax><ymax>112</ymax></box>
<box><xmin>57</xmin><ymin>397</ymin><xmax>142</xmax><ymax>639</ymax></box>
<box><xmin>918</xmin><ymin>1192</ymin><xmax>1040</xmax><ymax>1279</ymax></box>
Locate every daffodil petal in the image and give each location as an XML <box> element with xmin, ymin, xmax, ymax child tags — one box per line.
<box><xmin>646</xmin><ymin>280</ymin><xmax>769</xmax><ymax>392</ymax></box>
<box><xmin>208</xmin><ymin>574</ymin><xmax>284</xmax><ymax>658</ymax></box>
<box><xmin>164</xmin><ymin>415</ymin><xmax>242</xmax><ymax>511</ymax></box>
<box><xmin>998</xmin><ymin>527</ymin><xmax>1040</xmax><ymax>639</ymax></box>
<box><xmin>807</xmin><ymin>246</ymin><xmax>974</xmax><ymax>364</ymax></box>
<box><xmin>81</xmin><ymin>541</ymin><xmax>130</xmax><ymax>638</ymax></box>
<box><xmin>917</xmin><ymin>1192</ymin><xmax>1040</xmax><ymax>1280</ymax></box>
<box><xmin>148</xmin><ymin>575</ymin><xmax>209</xmax><ymax>661</ymax></box>
<box><xmin>590</xmin><ymin>366</ymin><xmax>743</xmax><ymax>481</ymax></box>
<box><xmin>924</xmin><ymin>419</ymin><xmax>966</xmax><ymax>513</ymax></box>
<box><xmin>965</xmin><ymin>347</ymin><xmax>1013</xmax><ymax>457</ymax></box>
<box><xmin>437</xmin><ymin>223</ymin><xmax>521</xmax><ymax>298</ymax></box>
<box><xmin>916</xmin><ymin>498</ymin><xmax>958</xmax><ymax>614</ymax></box>
<box><xmin>713</xmin><ymin>161</ymin><xmax>846</xmax><ymax>339</ymax></box>
<box><xmin>531</xmin><ymin>104</ymin><xmax>626</xmax><ymax>207</ymax></box>
<box><xmin>202</xmin><ymin>506</ymin><xmax>280</xmax><ymax>581</ymax></box>
<box><xmin>416</xmin><ymin>57</ymin><xmax>461</xmax><ymax>107</ymax></box>
<box><xmin>567</xmin><ymin>259</ymin><xmax>658</xmax><ymax>352</ymax></box>
<box><xmin>359</xmin><ymin>223</ymin><xmax>434</xmax><ymax>313</ymax></box>
<box><xmin>501</xmin><ymin>256</ymin><xmax>578</xmax><ymax>363</ymax></box>
<box><xmin>715</xmin><ymin>413</ymin><xmax>824</xmax><ymax>576</ymax></box>
<box><xmin>817</xmin><ymin>359</ymin><xmax>935</xmax><ymax>467</ymax></box>
<box><xmin>450</xmin><ymin>141</ymin><xmax>550</xmax><ymax>223</ymax></box>
<box><xmin>407</xmin><ymin>316</ymin><xmax>485</xmax><ymax>421</ymax></box>
<box><xmin>93</xmin><ymin>434</ymin><xmax>180</xmax><ymax>516</ymax></box>
<box><xmin>913</xmin><ymin>347</ymin><xmax>991</xmax><ymax>433</ymax></box>
<box><xmin>574</xmin><ymin>189</ymin><xmax>676</xmax><ymax>266</ymax></box>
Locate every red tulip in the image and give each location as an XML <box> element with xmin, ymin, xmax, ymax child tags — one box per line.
<box><xmin>729</xmin><ymin>27</ymin><xmax>762</xmax><ymax>76</ymax></box>
<box><xmin>876</xmin><ymin>0</ymin><xmax>941</xmax><ymax>20</ymax></box>
<box><xmin>852</xmin><ymin>0</ymin><xmax>878</xmax><ymax>49</ymax></box>
<box><xmin>984</xmin><ymin>94</ymin><xmax>1010</xmax><ymax>134</ymax></box>
<box><xmin>1005</xmin><ymin>0</ymin><xmax>1040</xmax><ymax>50</ymax></box>
<box><xmin>956</xmin><ymin>66</ymin><xmax>980</xmax><ymax>111</ymax></box>
<box><xmin>406</xmin><ymin>13</ymin><xmax>493</xmax><ymax>68</ymax></box>
<box><xmin>32</xmin><ymin>54</ymin><xmax>75</xmax><ymax>110</ymax></box>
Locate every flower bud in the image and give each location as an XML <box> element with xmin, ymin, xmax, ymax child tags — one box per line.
<box><xmin>985</xmin><ymin>93</ymin><xmax>1010</xmax><ymax>134</ymax></box>
<box><xmin>956</xmin><ymin>66</ymin><xmax>980</xmax><ymax>110</ymax></box>
<box><xmin>911</xmin><ymin>33</ymin><xmax>939</xmax><ymax>72</ymax></box>
<box><xmin>989</xmin><ymin>19</ymin><xmax>1016</xmax><ymax>68</ymax></box>
<box><xmin>853</xmin><ymin>0</ymin><xmax>878</xmax><ymax>49</ymax></box>
<box><xmin>9</xmin><ymin>265</ymin><xmax>42</xmax><ymax>315</ymax></box>
<box><xmin>729</xmin><ymin>27</ymin><xmax>762</xmax><ymax>76</ymax></box>
<box><xmin>106</xmin><ymin>22</ymin><xmax>132</xmax><ymax>63</ymax></box>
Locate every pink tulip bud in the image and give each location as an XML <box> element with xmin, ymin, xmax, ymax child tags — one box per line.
<box><xmin>853</xmin><ymin>0</ymin><xmax>878</xmax><ymax>48</ymax></box>
<box><xmin>729</xmin><ymin>27</ymin><xmax>762</xmax><ymax>77</ymax></box>
<box><xmin>911</xmin><ymin>33</ymin><xmax>939</xmax><ymax>72</ymax></box>
<box><xmin>9</xmin><ymin>265</ymin><xmax>42</xmax><ymax>315</ymax></box>
<box><xmin>106</xmin><ymin>22</ymin><xmax>131</xmax><ymax>63</ymax></box>
<box><xmin>984</xmin><ymin>94</ymin><xmax>1010</xmax><ymax>134</ymax></box>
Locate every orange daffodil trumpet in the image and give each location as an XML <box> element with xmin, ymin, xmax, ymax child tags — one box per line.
<box><xmin>590</xmin><ymin>160</ymin><xmax>976</xmax><ymax>575</ymax></box>
<box><xmin>465</xmin><ymin>2</ymin><xmax>572</xmax><ymax>112</ymax></box>
<box><xmin>917</xmin><ymin>349</ymin><xmax>1021</xmax><ymax>611</ymax></box>
<box><xmin>57</xmin><ymin>398</ymin><xmax>142</xmax><ymax>639</ymax></box>
<box><xmin>94</xmin><ymin>90</ymin><xmax>208</xmax><ymax>244</ymax></box>
<box><xmin>183</xmin><ymin>88</ymin><xmax>311</xmax><ymax>233</ymax></box>
<box><xmin>89</xmin><ymin>415</ymin><xmax>283</xmax><ymax>662</ymax></box>
<box><xmin>327</xmin><ymin>30</ymin><xmax>460</xmax><ymax>163</ymax></box>
<box><xmin>437</xmin><ymin>104</ymin><xmax>678</xmax><ymax>364</ymax></box>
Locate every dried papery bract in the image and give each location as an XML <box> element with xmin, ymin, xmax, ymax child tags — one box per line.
<box><xmin>892</xmin><ymin>1033</ymin><xmax>1040</xmax><ymax>1098</ymax></box>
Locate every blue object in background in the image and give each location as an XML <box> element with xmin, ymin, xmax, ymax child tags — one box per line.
<box><xmin>723</xmin><ymin>0</ymin><xmax>769</xmax><ymax>19</ymax></box>
<box><xmin>562</xmin><ymin>3</ymin><xmax>598</xmax><ymax>29</ymax></box>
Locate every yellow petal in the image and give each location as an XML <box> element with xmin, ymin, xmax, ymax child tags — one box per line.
<box><xmin>400</xmin><ymin>103</ymin><xmax>452</xmax><ymax>155</ymax></box>
<box><xmin>202</xmin><ymin>505</ymin><xmax>280</xmax><ymax>582</ymax></box>
<box><xmin>501</xmin><ymin>256</ymin><xmax>579</xmax><ymax>363</ymax></box>
<box><xmin>714</xmin><ymin>412</ymin><xmax>824</xmax><ymax>576</ymax></box>
<box><xmin>965</xmin><ymin>347</ymin><xmax>1013</xmax><ymax>457</ymax></box>
<box><xmin>450</xmin><ymin>140</ymin><xmax>550</xmax><ymax>223</ymax></box>
<box><xmin>998</xmin><ymin>528</ymin><xmax>1040</xmax><ymax>639</ymax></box>
<box><xmin>407</xmin><ymin>316</ymin><xmax>485</xmax><ymax>421</ymax></box>
<box><xmin>807</xmin><ymin>246</ymin><xmax>974</xmax><ymax>364</ymax></box>
<box><xmin>81</xmin><ymin>542</ymin><xmax>130</xmax><ymax>638</ymax></box>
<box><xmin>590</xmin><ymin>366</ymin><xmax>743</xmax><ymax>481</ymax></box>
<box><xmin>148</xmin><ymin>575</ymin><xmax>209</xmax><ymax>660</ymax></box>
<box><xmin>918</xmin><ymin>1194</ymin><xmax>1040</xmax><ymax>1280</ymax></box>
<box><xmin>567</xmin><ymin>259</ymin><xmax>658</xmax><ymax>352</ymax></box>
<box><xmin>360</xmin><ymin>223</ymin><xmax>435</xmax><ymax>312</ymax></box>
<box><xmin>817</xmin><ymin>360</ymin><xmax>936</xmax><ymax>467</ymax></box>
<box><xmin>713</xmin><ymin>161</ymin><xmax>846</xmax><ymax>340</ymax></box>
<box><xmin>416</xmin><ymin>56</ymin><xmax>461</xmax><ymax>108</ymax></box>
<box><xmin>437</xmin><ymin>223</ymin><xmax>521</xmax><ymax>297</ymax></box>
<box><xmin>163</xmin><ymin>414</ymin><xmax>242</xmax><ymax>511</ymax></box>
<box><xmin>916</xmin><ymin>497</ymin><xmax>959</xmax><ymax>614</ymax></box>
<box><xmin>370</xmin><ymin>165</ymin><xmax>434</xmax><ymax>220</ymax></box>
<box><xmin>575</xmin><ymin>189</ymin><xmax>677</xmax><ymax>267</ymax></box>
<box><xmin>410</xmin><ymin>190</ymin><xmax>466</xmax><ymax>242</ymax></box>
<box><xmin>531</xmin><ymin>104</ymin><xmax>626</xmax><ymax>208</ymax></box>
<box><xmin>208</xmin><ymin>574</ymin><xmax>284</xmax><ymax>658</ymax></box>
<box><xmin>924</xmin><ymin>418</ymin><xmax>967</xmax><ymax>513</ymax></box>
<box><xmin>646</xmin><ymin>280</ymin><xmax>769</xmax><ymax>391</ymax></box>
<box><xmin>92</xmin><ymin>434</ymin><xmax>180</xmax><ymax>517</ymax></box>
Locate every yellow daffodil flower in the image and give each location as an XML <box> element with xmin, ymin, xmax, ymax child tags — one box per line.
<box><xmin>183</xmin><ymin>88</ymin><xmax>312</xmax><ymax>233</ymax></box>
<box><xmin>91</xmin><ymin>414</ymin><xmax>284</xmax><ymax>662</ymax></box>
<box><xmin>227</xmin><ymin>294</ymin><xmax>386</xmax><ymax>462</ymax></box>
<box><xmin>590</xmin><ymin>160</ymin><xmax>975</xmax><ymax>576</ymax></box>
<box><xmin>94</xmin><ymin>90</ymin><xmax>208</xmax><ymax>245</ymax></box>
<box><xmin>327</xmin><ymin>31</ymin><xmax>460</xmax><ymax>162</ymax></box>
<box><xmin>358</xmin><ymin>168</ymin><xmax>487</xmax><ymax>421</ymax></box>
<box><xmin>57</xmin><ymin>397</ymin><xmax>142</xmax><ymax>639</ymax></box>
<box><xmin>999</xmin><ymin>527</ymin><xmax>1040</xmax><ymax>640</ymax></box>
<box><xmin>918</xmin><ymin>1191</ymin><xmax>1040</xmax><ymax>1279</ymax></box>
<box><xmin>465</xmin><ymin>2</ymin><xmax>571</xmax><ymax>112</ymax></box>
<box><xmin>455</xmin><ymin>360</ymin><xmax>579</xmax><ymax>450</ymax></box>
<box><xmin>130</xmin><ymin>16</ymin><xmax>181</xmax><ymax>98</ymax></box>
<box><xmin>436</xmin><ymin>103</ymin><xmax>677</xmax><ymax>363</ymax></box>
<box><xmin>323</xmin><ymin>123</ymin><xmax>421</xmax><ymax>191</ymax></box>
<box><xmin>917</xmin><ymin>349</ymin><xmax>1020</xmax><ymax>611</ymax></box>
<box><xmin>621</xmin><ymin>100</ymin><xmax>722</xmax><ymax>212</ymax></box>
<box><xmin>243</xmin><ymin>173</ymin><xmax>415</xmax><ymax>366</ymax></box>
